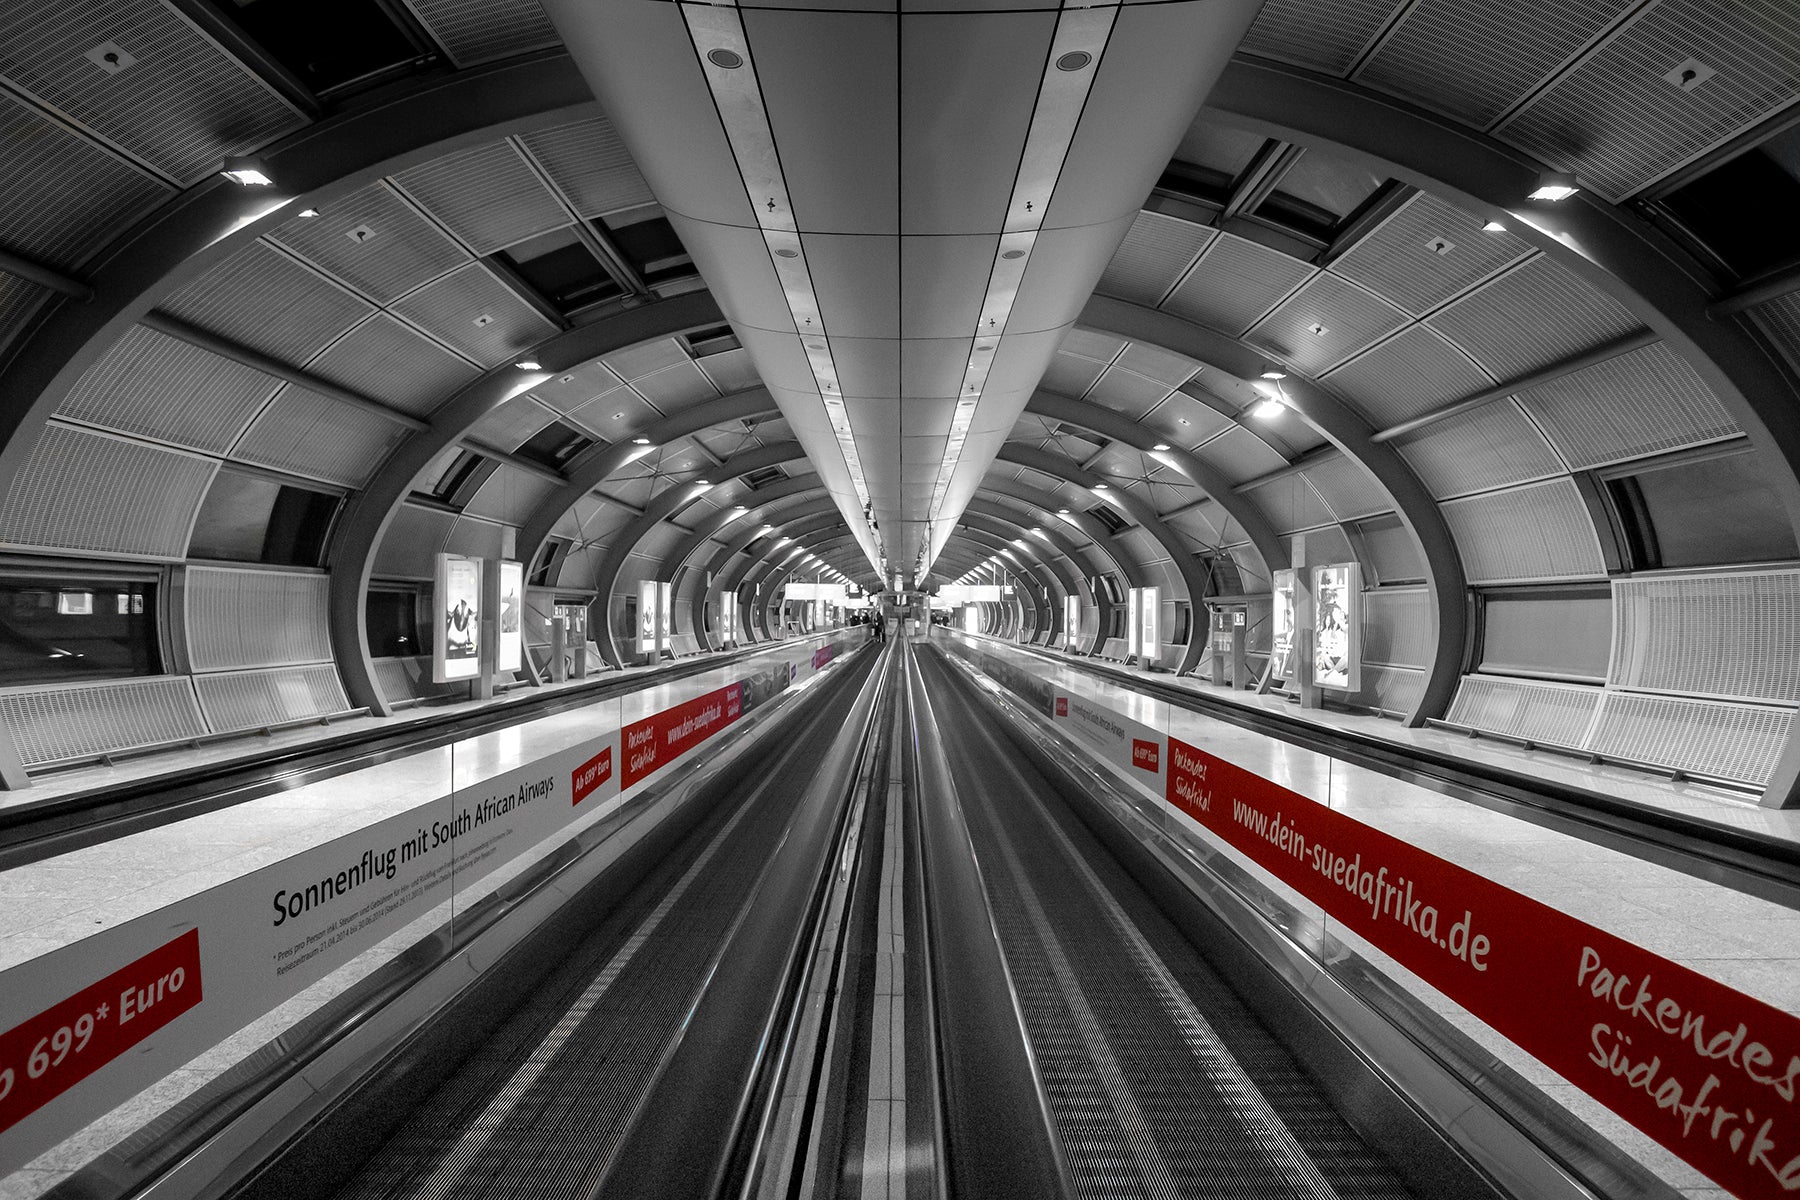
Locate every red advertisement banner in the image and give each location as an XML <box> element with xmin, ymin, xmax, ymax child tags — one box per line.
<box><xmin>571</xmin><ymin>746</ymin><xmax>612</xmax><ymax>807</ymax></box>
<box><xmin>621</xmin><ymin>682</ymin><xmax>744</xmax><ymax>790</ymax></box>
<box><xmin>1165</xmin><ymin>737</ymin><xmax>1800</xmax><ymax>1197</ymax></box>
<box><xmin>812</xmin><ymin>644</ymin><xmax>835</xmax><ymax>671</ymax></box>
<box><xmin>1131</xmin><ymin>738</ymin><xmax>1160</xmax><ymax>773</ymax></box>
<box><xmin>0</xmin><ymin>930</ymin><xmax>203</xmax><ymax>1137</ymax></box>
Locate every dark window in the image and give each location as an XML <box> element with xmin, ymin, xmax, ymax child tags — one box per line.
<box><xmin>599</xmin><ymin>210</ymin><xmax>694</xmax><ymax>285</ymax></box>
<box><xmin>214</xmin><ymin>0</ymin><xmax>425</xmax><ymax>92</ymax></box>
<box><xmin>190</xmin><ymin>468</ymin><xmax>340</xmax><ymax>567</ymax></box>
<box><xmin>0</xmin><ymin>579</ymin><xmax>158</xmax><ymax>686</ymax></box>
<box><xmin>366</xmin><ymin>588</ymin><xmax>423</xmax><ymax>658</ymax></box>
<box><xmin>685</xmin><ymin>324</ymin><xmax>741</xmax><ymax>356</ymax></box>
<box><xmin>432</xmin><ymin>450</ymin><xmax>486</xmax><ymax>503</ymax></box>
<box><xmin>1169</xmin><ymin>125</ymin><xmax>1266</xmax><ymax>191</ymax></box>
<box><xmin>516</xmin><ymin>423</ymin><xmax>593</xmax><ymax>469</ymax></box>
<box><xmin>1089</xmin><ymin>504</ymin><xmax>1129</xmax><ymax>535</ymax></box>
<box><xmin>1656</xmin><ymin>125</ymin><xmax>1800</xmax><ymax>279</ymax></box>
<box><xmin>496</xmin><ymin>227</ymin><xmax>624</xmax><ymax>314</ymax></box>
<box><xmin>1615</xmin><ymin>450</ymin><xmax>1800</xmax><ymax>569</ymax></box>
<box><xmin>1478</xmin><ymin>586</ymin><xmax>1611</xmax><ymax>683</ymax></box>
<box><xmin>1258</xmin><ymin>146</ymin><xmax>1386</xmax><ymax>232</ymax></box>
<box><xmin>531</xmin><ymin>538</ymin><xmax>570</xmax><ymax>587</ymax></box>
<box><xmin>743</xmin><ymin>465</ymin><xmax>786</xmax><ymax>490</ymax></box>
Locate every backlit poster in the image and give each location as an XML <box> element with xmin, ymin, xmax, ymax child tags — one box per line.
<box><xmin>962</xmin><ymin>604</ymin><xmax>981</xmax><ymax>634</ymax></box>
<box><xmin>1126</xmin><ymin>587</ymin><xmax>1143</xmax><ymax>657</ymax></box>
<box><xmin>1271</xmin><ymin>569</ymin><xmax>1296</xmax><ymax>680</ymax></box>
<box><xmin>1064</xmin><ymin>594</ymin><xmax>1080</xmax><ymax>651</ymax></box>
<box><xmin>1311</xmin><ymin>562</ymin><xmax>1360</xmax><ymax>692</ymax></box>
<box><xmin>496</xmin><ymin>560</ymin><xmax>523</xmax><ymax>672</ymax></box>
<box><xmin>658</xmin><ymin>581</ymin><xmax>672</xmax><ymax>651</ymax></box>
<box><xmin>719</xmin><ymin>597</ymin><xmax>737</xmax><ymax>644</ymax></box>
<box><xmin>636</xmin><ymin>580</ymin><xmax>657</xmax><ymax>655</ymax></box>
<box><xmin>1139</xmin><ymin>586</ymin><xmax>1159</xmax><ymax>659</ymax></box>
<box><xmin>434</xmin><ymin>553</ymin><xmax>481</xmax><ymax>683</ymax></box>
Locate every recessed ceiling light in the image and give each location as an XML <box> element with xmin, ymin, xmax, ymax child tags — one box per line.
<box><xmin>1528</xmin><ymin>171</ymin><xmax>1580</xmax><ymax>202</ymax></box>
<box><xmin>1058</xmin><ymin>508</ymin><xmax>1071</xmax><ymax>515</ymax></box>
<box><xmin>515</xmin><ymin>360</ymin><xmax>540</xmax><ymax>371</ymax></box>
<box><xmin>774</xmin><ymin>248</ymin><xmax>799</xmax><ymax>258</ymax></box>
<box><xmin>298</xmin><ymin>208</ymin><xmax>320</xmax><ymax>219</ymax></box>
<box><xmin>1482</xmin><ymin>220</ymin><xmax>1507</xmax><ymax>232</ymax></box>
<box><xmin>708</xmin><ymin>48</ymin><xmax>743</xmax><ymax>69</ymax></box>
<box><xmin>1253</xmin><ymin>397</ymin><xmax>1285</xmax><ymax>419</ymax></box>
<box><xmin>632</xmin><ymin>436</ymin><xmax>651</xmax><ymax>445</ymax></box>
<box><xmin>1001</xmin><ymin>249</ymin><xmax>1025</xmax><ymax>260</ymax></box>
<box><xmin>1260</xmin><ymin>370</ymin><xmax>1286</xmax><ymax>379</ymax></box>
<box><xmin>1177</xmin><ymin>417</ymin><xmax>1190</xmax><ymax>426</ymax></box>
<box><xmin>612</xmin><ymin>412</ymin><xmax>625</xmax><ymax>420</ymax></box>
<box><xmin>220</xmin><ymin>156</ymin><xmax>273</xmax><ymax>186</ymax></box>
<box><xmin>1056</xmin><ymin>51</ymin><xmax>1092</xmax><ymax>71</ymax></box>
<box><xmin>1152</xmin><ymin>443</ymin><xmax>1170</xmax><ymax>451</ymax></box>
<box><xmin>1092</xmin><ymin>482</ymin><xmax>1108</xmax><ymax>491</ymax></box>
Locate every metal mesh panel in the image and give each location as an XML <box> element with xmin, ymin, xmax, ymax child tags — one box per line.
<box><xmin>1115</xmin><ymin>342</ymin><xmax>1200</xmax><ymax>389</ymax></box>
<box><xmin>1611</xmin><ymin>570</ymin><xmax>1800</xmax><ymax>703</ymax></box>
<box><xmin>390</xmin><ymin>261</ymin><xmax>557</xmax><ymax>368</ymax></box>
<box><xmin>1247</xmin><ymin>272</ymin><xmax>1410</xmax><ymax>375</ymax></box>
<box><xmin>0</xmin><ymin>271</ymin><xmax>45</xmax><ymax>356</ymax></box>
<box><xmin>1428</xmin><ymin>256</ymin><xmax>1641</xmax><ymax>380</ymax></box>
<box><xmin>1040</xmin><ymin>352</ymin><xmax>1106</xmax><ymax>399</ymax></box>
<box><xmin>697</xmin><ymin>347</ymin><xmax>761</xmax><ymax>395</ymax></box>
<box><xmin>1354</xmin><ymin>0</ymin><xmax>1634</xmax><ymax>128</ymax></box>
<box><xmin>1496</xmin><ymin>0</ymin><xmax>1800</xmax><ymax>200</ymax></box>
<box><xmin>1587</xmin><ymin>692</ymin><xmax>1793</xmax><ymax>784</ymax></box>
<box><xmin>57</xmin><ymin>324</ymin><xmax>278</xmax><ymax>452</ymax></box>
<box><xmin>393</xmin><ymin>141</ymin><xmax>569</xmax><ymax>256</ymax></box>
<box><xmin>1097</xmin><ymin>211</ymin><xmax>1215</xmax><ymax>307</ymax></box>
<box><xmin>1445</xmin><ymin>674</ymin><xmax>1601</xmax><ymax>745</ymax></box>
<box><xmin>1298</xmin><ymin>523</ymin><xmax>1356</xmax><ymax>567</ymax></box>
<box><xmin>269</xmin><ymin>181</ymin><xmax>468</xmax><ymax>304</ymax></box>
<box><xmin>1359</xmin><ymin>663</ymin><xmax>1426</xmax><ymax>714</ymax></box>
<box><xmin>1361</xmin><ymin>586</ymin><xmax>1430</xmax><ymax>666</ymax></box>
<box><xmin>1516</xmin><ymin>340</ymin><xmax>1739</xmax><ymax>469</ymax></box>
<box><xmin>0</xmin><ymin>90</ymin><xmax>170</xmax><ymax>267</ymax></box>
<box><xmin>1245</xmin><ymin>474</ymin><xmax>1335</xmax><ymax>533</ymax></box>
<box><xmin>1192</xmin><ymin>426</ymin><xmax>1289</xmax><ymax>484</ymax></box>
<box><xmin>1393</xmin><ymin>399</ymin><xmax>1566</xmax><ymax>499</ymax></box>
<box><xmin>376</xmin><ymin>503</ymin><xmax>455</xmax><ymax>580</ymax></box>
<box><xmin>1327</xmin><ymin>191</ymin><xmax>1532</xmax><ymax>316</ymax></box>
<box><xmin>232</xmin><ymin>385</ymin><xmax>409</xmax><ymax>486</ymax></box>
<box><xmin>1163</xmin><ymin>234</ymin><xmax>1315</xmax><ymax>336</ymax></box>
<box><xmin>1439</xmin><ymin>477</ymin><xmax>1605</xmax><ymax>582</ymax></box>
<box><xmin>0</xmin><ymin>0</ymin><xmax>302</xmax><ymax>182</ymax></box>
<box><xmin>1238</xmin><ymin>0</ymin><xmax>1404</xmax><ymax>74</ymax></box>
<box><xmin>162</xmin><ymin>241</ymin><xmax>373</xmax><ymax>367</ymax></box>
<box><xmin>1299</xmin><ymin>453</ymin><xmax>1392</xmax><ymax>520</ymax></box>
<box><xmin>0</xmin><ymin>676</ymin><xmax>206</xmax><ymax>767</ymax></box>
<box><xmin>444</xmin><ymin>514</ymin><xmax>508</xmax><ymax>561</ymax></box>
<box><xmin>1086</xmin><ymin>367</ymin><xmax>1175</xmax><ymax>420</ymax></box>
<box><xmin>184</xmin><ymin>566</ymin><xmax>333</xmax><ymax>671</ymax></box>
<box><xmin>1322</xmin><ymin>324</ymin><xmax>1495</xmax><ymax>429</ymax></box>
<box><xmin>633</xmin><ymin>361</ymin><xmax>718</xmax><ymax>413</ymax></box>
<box><xmin>605</xmin><ymin>336</ymin><xmax>689</xmax><ymax>381</ymax></box>
<box><xmin>404</xmin><ymin>0</ymin><xmax>560</xmax><ymax>66</ymax></box>
<box><xmin>193</xmin><ymin>665</ymin><xmax>349</xmax><ymax>732</ymax></box>
<box><xmin>463</xmin><ymin>466</ymin><xmax>559</xmax><ymax>525</ymax></box>
<box><xmin>469</xmin><ymin>395</ymin><xmax>558</xmax><ymax>450</ymax></box>
<box><xmin>307</xmin><ymin>313</ymin><xmax>479</xmax><ymax>416</ymax></box>
<box><xmin>0</xmin><ymin>422</ymin><xmax>214</xmax><ymax>558</ymax></box>
<box><xmin>1746</xmin><ymin>293</ymin><xmax>1800</xmax><ymax>375</ymax></box>
<box><xmin>372</xmin><ymin>655</ymin><xmax>460</xmax><ymax>706</ymax></box>
<box><xmin>519</xmin><ymin>118</ymin><xmax>655</xmax><ymax>218</ymax></box>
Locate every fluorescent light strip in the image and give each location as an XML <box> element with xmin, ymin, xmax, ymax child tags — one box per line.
<box><xmin>925</xmin><ymin>5</ymin><xmax>1117</xmax><ymax>533</ymax></box>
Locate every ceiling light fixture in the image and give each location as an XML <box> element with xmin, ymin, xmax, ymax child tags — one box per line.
<box><xmin>1152</xmin><ymin>443</ymin><xmax>1169</xmax><ymax>451</ymax></box>
<box><xmin>1260</xmin><ymin>370</ymin><xmax>1286</xmax><ymax>380</ymax></box>
<box><xmin>220</xmin><ymin>156</ymin><xmax>274</xmax><ymax>186</ymax></box>
<box><xmin>298</xmin><ymin>208</ymin><xmax>320</xmax><ymax>219</ymax></box>
<box><xmin>1528</xmin><ymin>171</ymin><xmax>1580</xmax><ymax>202</ymax></box>
<box><xmin>1482</xmin><ymin>219</ymin><xmax>1506</xmax><ymax>232</ymax></box>
<box><xmin>515</xmin><ymin>360</ymin><xmax>541</xmax><ymax>371</ymax></box>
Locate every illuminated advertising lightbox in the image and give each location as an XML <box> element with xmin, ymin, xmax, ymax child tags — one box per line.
<box><xmin>719</xmin><ymin>598</ymin><xmax>737</xmax><ymax>643</ymax></box>
<box><xmin>1311</xmin><ymin>563</ymin><xmax>1360</xmax><ymax>691</ymax></box>
<box><xmin>636</xmin><ymin>580</ymin><xmax>657</xmax><ymax>655</ymax></box>
<box><xmin>433</xmin><ymin>553</ymin><xmax>482</xmax><ymax>683</ymax></box>
<box><xmin>1064</xmin><ymin>595</ymin><xmax>1080</xmax><ymax>651</ymax></box>
<box><xmin>961</xmin><ymin>605</ymin><xmax>981</xmax><ymax>634</ymax></box>
<box><xmin>1139</xmin><ymin>585</ymin><xmax>1159</xmax><ymax>658</ymax></box>
<box><xmin>1126</xmin><ymin>587</ymin><xmax>1143</xmax><ymax>657</ymax></box>
<box><xmin>786</xmin><ymin>582</ymin><xmax>847</xmax><ymax>603</ymax></box>
<box><xmin>496</xmin><ymin>560</ymin><xmax>523</xmax><ymax>672</ymax></box>
<box><xmin>658</xmin><ymin>581</ymin><xmax>672</xmax><ymax>650</ymax></box>
<box><xmin>1271</xmin><ymin>569</ymin><xmax>1296</xmax><ymax>679</ymax></box>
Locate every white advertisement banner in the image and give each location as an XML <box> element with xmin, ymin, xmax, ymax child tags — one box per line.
<box><xmin>1050</xmin><ymin>689</ymin><xmax>1166</xmax><ymax>793</ymax></box>
<box><xmin>496</xmin><ymin>560</ymin><xmax>523</xmax><ymax>673</ymax></box>
<box><xmin>434</xmin><ymin>554</ymin><xmax>482</xmax><ymax>683</ymax></box>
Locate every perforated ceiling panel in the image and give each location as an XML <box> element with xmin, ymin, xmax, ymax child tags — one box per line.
<box><xmin>697</xmin><ymin>348</ymin><xmax>761</xmax><ymax>396</ymax></box>
<box><xmin>1428</xmin><ymin>255</ymin><xmax>1640</xmax><ymax>380</ymax></box>
<box><xmin>1192</xmin><ymin>425</ymin><xmax>1289</xmax><ymax>484</ymax></box>
<box><xmin>1299</xmin><ymin>452</ymin><xmax>1392</xmax><ymax>520</ymax></box>
<box><xmin>1163</xmin><ymin>233</ymin><xmax>1316</xmax><ymax>336</ymax></box>
<box><xmin>0</xmin><ymin>0</ymin><xmax>302</xmax><ymax>182</ymax></box>
<box><xmin>1238</xmin><ymin>0</ymin><xmax>1404</xmax><ymax>74</ymax></box>
<box><xmin>1243</xmin><ymin>473</ymin><xmax>1335</xmax><ymax>533</ymax></box>
<box><xmin>1247</xmin><ymin>271</ymin><xmax>1409</xmax><ymax>375</ymax></box>
<box><xmin>375</xmin><ymin>502</ymin><xmax>455</xmax><ymax>580</ymax></box>
<box><xmin>307</xmin><ymin>314</ymin><xmax>479</xmax><ymax>416</ymax></box>
<box><xmin>519</xmin><ymin>118</ymin><xmax>656</xmax><ymax>219</ymax></box>
<box><xmin>1086</xmin><ymin>366</ymin><xmax>1176</xmax><ymax>420</ymax></box>
<box><xmin>468</xmin><ymin>395</ymin><xmax>558</xmax><ymax>451</ymax></box>
<box><xmin>1439</xmin><ymin>476</ymin><xmax>1605</xmax><ymax>582</ymax></box>
<box><xmin>606</xmin><ymin>336</ymin><xmax>689</xmax><ymax>381</ymax></box>
<box><xmin>1495</xmin><ymin>0</ymin><xmax>1800</xmax><ymax>199</ymax></box>
<box><xmin>394</xmin><ymin>140</ymin><xmax>570</xmax><ymax>256</ymax></box>
<box><xmin>1328</xmin><ymin>192</ymin><xmax>1532</xmax><ymax>316</ymax></box>
<box><xmin>1096</xmin><ymin>211</ymin><xmax>1216</xmax><ymax>307</ymax></box>
<box><xmin>1143</xmin><ymin>390</ymin><xmax>1234</xmax><ymax>447</ymax></box>
<box><xmin>1361</xmin><ymin>585</ymin><xmax>1430</xmax><ymax>666</ymax></box>
<box><xmin>184</xmin><ymin>566</ymin><xmax>333</xmax><ymax>671</ymax></box>
<box><xmin>1040</xmin><ymin>352</ymin><xmax>1107</xmax><ymax>400</ymax></box>
<box><xmin>1515</xmin><ymin>340</ymin><xmax>1739</xmax><ymax>469</ymax></box>
<box><xmin>463</xmin><ymin>465</ymin><xmax>560</xmax><ymax>525</ymax></box>
<box><xmin>1353</xmin><ymin>0</ymin><xmax>1634</xmax><ymax>129</ymax></box>
<box><xmin>270</xmin><ymin>182</ymin><xmax>469</xmax><ymax>305</ymax></box>
<box><xmin>1322</xmin><ymin>323</ymin><xmax>1494</xmax><ymax>429</ymax></box>
<box><xmin>0</xmin><ymin>91</ymin><xmax>170</xmax><ymax>268</ymax></box>
<box><xmin>632</xmin><ymin>361</ymin><xmax>719</xmax><ymax>413</ymax></box>
<box><xmin>1744</xmin><ymin>293</ymin><xmax>1800</xmax><ymax>377</ymax></box>
<box><xmin>0</xmin><ymin>422</ymin><xmax>214</xmax><ymax>559</ymax></box>
<box><xmin>1611</xmin><ymin>570</ymin><xmax>1800</xmax><ymax>704</ymax></box>
<box><xmin>389</xmin><ymin>262</ymin><xmax>556</xmax><ymax>367</ymax></box>
<box><xmin>405</xmin><ymin>0</ymin><xmax>560</xmax><ymax>67</ymax></box>
<box><xmin>1393</xmin><ymin>399</ymin><xmax>1566</xmax><ymax>499</ymax></box>
<box><xmin>232</xmin><ymin>386</ymin><xmax>409</xmax><ymax>486</ymax></box>
<box><xmin>162</xmin><ymin>242</ymin><xmax>373</xmax><ymax>367</ymax></box>
<box><xmin>0</xmin><ymin>272</ymin><xmax>43</xmax><ymax>353</ymax></box>
<box><xmin>57</xmin><ymin>325</ymin><xmax>277</xmax><ymax>453</ymax></box>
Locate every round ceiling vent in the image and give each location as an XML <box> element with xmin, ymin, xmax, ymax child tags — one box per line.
<box><xmin>774</xmin><ymin>247</ymin><xmax>799</xmax><ymax>258</ymax></box>
<box><xmin>1001</xmin><ymin>248</ymin><xmax>1025</xmax><ymax>260</ymax></box>
<box><xmin>708</xmin><ymin>48</ymin><xmax>744</xmax><ymax>69</ymax></box>
<box><xmin>1056</xmin><ymin>51</ymin><xmax>1092</xmax><ymax>72</ymax></box>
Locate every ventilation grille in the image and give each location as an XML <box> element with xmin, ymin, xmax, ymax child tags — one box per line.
<box><xmin>233</xmin><ymin>386</ymin><xmax>408</xmax><ymax>487</ymax></box>
<box><xmin>1359</xmin><ymin>664</ymin><xmax>1426</xmax><ymax>715</ymax></box>
<box><xmin>406</xmin><ymin>0</ymin><xmax>560</xmax><ymax>66</ymax></box>
<box><xmin>519</xmin><ymin>118</ymin><xmax>656</xmax><ymax>218</ymax></box>
<box><xmin>1238</xmin><ymin>0</ymin><xmax>1402</xmax><ymax>73</ymax></box>
<box><xmin>185</xmin><ymin>567</ymin><xmax>333</xmax><ymax>672</ymax></box>
<box><xmin>1439</xmin><ymin>478</ymin><xmax>1604</xmax><ymax>582</ymax></box>
<box><xmin>1394</xmin><ymin>400</ymin><xmax>1566</xmax><ymax>500</ymax></box>
<box><xmin>1362</xmin><ymin>587</ymin><xmax>1431</xmax><ymax>666</ymax></box>
<box><xmin>194</xmin><ymin>665</ymin><xmax>349</xmax><ymax>732</ymax></box>
<box><xmin>1746</xmin><ymin>293</ymin><xmax>1800</xmax><ymax>375</ymax></box>
<box><xmin>1323</xmin><ymin>323</ymin><xmax>1494</xmax><ymax>430</ymax></box>
<box><xmin>1517</xmin><ymin>341</ymin><xmax>1740</xmax><ymax>469</ymax></box>
<box><xmin>1588</xmin><ymin>693</ymin><xmax>1792</xmax><ymax>785</ymax></box>
<box><xmin>394</xmin><ymin>141</ymin><xmax>569</xmax><ymax>256</ymax></box>
<box><xmin>163</xmin><ymin>242</ymin><xmax>373</xmax><ymax>367</ymax></box>
<box><xmin>390</xmin><ymin>262</ymin><xmax>556</xmax><ymax>368</ymax></box>
<box><xmin>0</xmin><ymin>677</ymin><xmax>206</xmax><ymax>768</ymax></box>
<box><xmin>1428</xmin><ymin>256</ymin><xmax>1640</xmax><ymax>380</ymax></box>
<box><xmin>1244</xmin><ymin>474</ymin><xmax>1334</xmax><ymax>534</ymax></box>
<box><xmin>1247</xmin><ymin>272</ymin><xmax>1410</xmax><ymax>376</ymax></box>
<box><xmin>1495</xmin><ymin>0</ymin><xmax>1800</xmax><ymax>201</ymax></box>
<box><xmin>0</xmin><ymin>91</ymin><xmax>172</xmax><ymax>268</ymax></box>
<box><xmin>1299</xmin><ymin>452</ymin><xmax>1393</xmax><ymax>521</ymax></box>
<box><xmin>0</xmin><ymin>423</ymin><xmax>214</xmax><ymax>559</ymax></box>
<box><xmin>57</xmin><ymin>325</ymin><xmax>277</xmax><ymax>453</ymax></box>
<box><xmin>1611</xmin><ymin>571</ymin><xmax>1800</xmax><ymax>704</ymax></box>
<box><xmin>1445</xmin><ymin>675</ymin><xmax>1601</xmax><ymax>747</ymax></box>
<box><xmin>1098</xmin><ymin>211</ymin><xmax>1215</xmax><ymax>307</ymax></box>
<box><xmin>270</xmin><ymin>181</ymin><xmax>468</xmax><ymax>305</ymax></box>
<box><xmin>1163</xmin><ymin>234</ymin><xmax>1315</xmax><ymax>336</ymax></box>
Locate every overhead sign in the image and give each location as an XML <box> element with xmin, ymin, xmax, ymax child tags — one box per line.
<box><xmin>433</xmin><ymin>553</ymin><xmax>482</xmax><ymax>683</ymax></box>
<box><xmin>937</xmin><ymin>584</ymin><xmax>1002</xmax><ymax>603</ymax></box>
<box><xmin>785</xmin><ymin>582</ymin><xmax>846</xmax><ymax>603</ymax></box>
<box><xmin>1311</xmin><ymin>563</ymin><xmax>1360</xmax><ymax>691</ymax></box>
